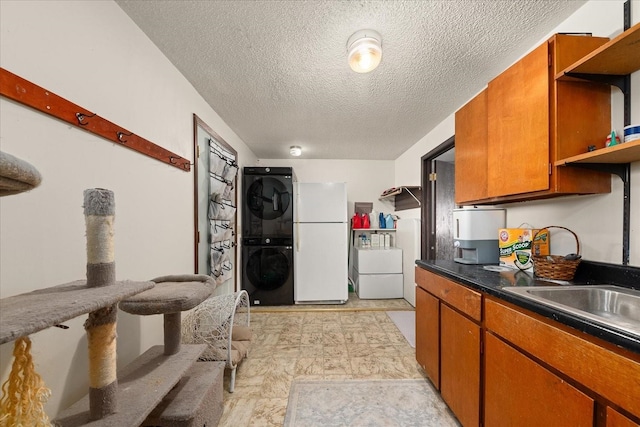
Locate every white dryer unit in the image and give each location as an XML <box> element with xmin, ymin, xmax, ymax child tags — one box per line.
<box><xmin>395</xmin><ymin>218</ymin><xmax>421</xmax><ymax>307</ymax></box>
<box><xmin>353</xmin><ymin>247</ymin><xmax>403</xmax><ymax>299</ymax></box>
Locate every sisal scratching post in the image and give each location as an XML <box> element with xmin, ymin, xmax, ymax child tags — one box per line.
<box><xmin>83</xmin><ymin>188</ymin><xmax>117</xmax><ymax>420</ymax></box>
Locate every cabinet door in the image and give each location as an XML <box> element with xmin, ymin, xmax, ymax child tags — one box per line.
<box><xmin>487</xmin><ymin>42</ymin><xmax>550</xmax><ymax>198</ymax></box>
<box><xmin>440</xmin><ymin>305</ymin><xmax>480</xmax><ymax>427</ymax></box>
<box><xmin>415</xmin><ymin>286</ymin><xmax>440</xmax><ymax>389</ymax></box>
<box><xmin>485</xmin><ymin>332</ymin><xmax>594</xmax><ymax>427</ymax></box>
<box><xmin>606</xmin><ymin>407</ymin><xmax>640</xmax><ymax>427</ymax></box>
<box><xmin>455</xmin><ymin>89</ymin><xmax>488</xmax><ymax>204</ymax></box>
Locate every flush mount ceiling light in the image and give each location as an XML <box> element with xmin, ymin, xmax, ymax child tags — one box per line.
<box><xmin>289</xmin><ymin>146</ymin><xmax>302</xmax><ymax>157</ymax></box>
<box><xmin>347</xmin><ymin>29</ymin><xmax>382</xmax><ymax>73</ymax></box>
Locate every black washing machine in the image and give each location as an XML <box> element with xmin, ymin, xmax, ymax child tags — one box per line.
<box><xmin>242</xmin><ymin>167</ymin><xmax>293</xmax><ymax>239</ymax></box>
<box><xmin>242</xmin><ymin>237</ymin><xmax>294</xmax><ymax>306</ymax></box>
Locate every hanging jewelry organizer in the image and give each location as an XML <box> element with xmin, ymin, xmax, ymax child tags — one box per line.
<box><xmin>193</xmin><ymin>115</ymin><xmax>238</xmax><ymax>289</ymax></box>
<box><xmin>207</xmin><ymin>138</ymin><xmax>238</xmax><ymax>286</ymax></box>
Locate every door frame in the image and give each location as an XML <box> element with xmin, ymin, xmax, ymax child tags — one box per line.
<box><xmin>421</xmin><ymin>136</ymin><xmax>455</xmax><ymax>260</ymax></box>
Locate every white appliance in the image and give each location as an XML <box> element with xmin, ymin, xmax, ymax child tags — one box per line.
<box><xmin>453</xmin><ymin>207</ymin><xmax>506</xmax><ymax>264</ymax></box>
<box><xmin>294</xmin><ymin>182</ymin><xmax>348</xmax><ymax>304</ymax></box>
<box><xmin>353</xmin><ymin>247</ymin><xmax>403</xmax><ymax>299</ymax></box>
<box><xmin>395</xmin><ymin>218</ymin><xmax>421</xmax><ymax>307</ymax></box>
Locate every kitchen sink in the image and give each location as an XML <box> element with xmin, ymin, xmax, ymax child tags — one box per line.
<box><xmin>502</xmin><ymin>285</ymin><xmax>640</xmax><ymax>337</ymax></box>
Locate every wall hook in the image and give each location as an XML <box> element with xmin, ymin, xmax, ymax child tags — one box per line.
<box><xmin>75</xmin><ymin>112</ymin><xmax>96</xmax><ymax>126</ymax></box>
<box><xmin>116</xmin><ymin>131</ymin><xmax>132</xmax><ymax>143</ymax></box>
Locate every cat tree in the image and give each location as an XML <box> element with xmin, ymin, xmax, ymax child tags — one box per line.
<box><xmin>0</xmin><ymin>155</ymin><xmax>224</xmax><ymax>426</ymax></box>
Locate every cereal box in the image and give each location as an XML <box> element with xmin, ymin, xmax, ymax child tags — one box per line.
<box><xmin>498</xmin><ymin>228</ymin><xmax>550</xmax><ymax>271</ymax></box>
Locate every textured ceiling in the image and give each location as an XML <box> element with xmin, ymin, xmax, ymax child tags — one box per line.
<box><xmin>116</xmin><ymin>0</ymin><xmax>587</xmax><ymax>160</ymax></box>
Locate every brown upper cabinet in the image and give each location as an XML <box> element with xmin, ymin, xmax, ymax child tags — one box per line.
<box><xmin>456</xmin><ymin>34</ymin><xmax>613</xmax><ymax>205</ymax></box>
<box><xmin>455</xmin><ymin>89</ymin><xmax>488</xmax><ymax>203</ymax></box>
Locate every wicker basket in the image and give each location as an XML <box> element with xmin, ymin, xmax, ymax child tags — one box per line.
<box><xmin>531</xmin><ymin>226</ymin><xmax>581</xmax><ymax>280</ymax></box>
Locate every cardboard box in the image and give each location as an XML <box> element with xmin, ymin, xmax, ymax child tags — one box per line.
<box><xmin>498</xmin><ymin>228</ymin><xmax>550</xmax><ymax>271</ymax></box>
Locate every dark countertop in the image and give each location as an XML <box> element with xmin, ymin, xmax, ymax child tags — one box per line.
<box><xmin>415</xmin><ymin>259</ymin><xmax>640</xmax><ymax>355</ymax></box>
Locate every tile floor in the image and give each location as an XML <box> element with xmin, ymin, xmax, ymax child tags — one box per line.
<box><xmin>218</xmin><ymin>294</ymin><xmax>429</xmax><ymax>426</ymax></box>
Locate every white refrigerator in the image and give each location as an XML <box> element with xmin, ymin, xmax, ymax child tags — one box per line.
<box><xmin>294</xmin><ymin>182</ymin><xmax>348</xmax><ymax>304</ymax></box>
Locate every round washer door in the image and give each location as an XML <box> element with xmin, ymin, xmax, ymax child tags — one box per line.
<box><xmin>245</xmin><ymin>177</ymin><xmax>291</xmax><ymax>221</ymax></box>
<box><xmin>246</xmin><ymin>247</ymin><xmax>291</xmax><ymax>291</ymax></box>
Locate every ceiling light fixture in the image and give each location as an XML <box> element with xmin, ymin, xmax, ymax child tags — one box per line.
<box><xmin>289</xmin><ymin>146</ymin><xmax>302</xmax><ymax>157</ymax></box>
<box><xmin>347</xmin><ymin>29</ymin><xmax>382</xmax><ymax>73</ymax></box>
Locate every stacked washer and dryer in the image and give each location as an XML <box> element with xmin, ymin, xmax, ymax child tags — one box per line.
<box><xmin>241</xmin><ymin>167</ymin><xmax>295</xmax><ymax>306</ymax></box>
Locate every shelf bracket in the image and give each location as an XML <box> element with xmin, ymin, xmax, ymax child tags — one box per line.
<box><xmin>565</xmin><ymin>162</ymin><xmax>630</xmax><ymax>265</ymax></box>
<box><xmin>404</xmin><ymin>188</ymin><xmax>422</xmax><ymax>206</ymax></box>
<box><xmin>565</xmin><ymin>162</ymin><xmax>628</xmax><ymax>182</ymax></box>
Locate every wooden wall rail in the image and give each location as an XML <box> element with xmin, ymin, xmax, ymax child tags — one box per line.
<box><xmin>0</xmin><ymin>68</ymin><xmax>190</xmax><ymax>171</ymax></box>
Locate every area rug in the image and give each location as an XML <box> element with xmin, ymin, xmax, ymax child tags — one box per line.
<box><xmin>284</xmin><ymin>379</ymin><xmax>460</xmax><ymax>426</ymax></box>
<box><xmin>387</xmin><ymin>311</ymin><xmax>415</xmax><ymax>348</ymax></box>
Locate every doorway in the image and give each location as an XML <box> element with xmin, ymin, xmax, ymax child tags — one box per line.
<box><xmin>193</xmin><ymin>114</ymin><xmax>238</xmax><ymax>294</ymax></box>
<box><xmin>421</xmin><ymin>136</ymin><xmax>456</xmax><ymax>261</ymax></box>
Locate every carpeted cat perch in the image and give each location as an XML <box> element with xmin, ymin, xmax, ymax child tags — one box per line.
<box><xmin>120</xmin><ymin>275</ymin><xmax>223</xmax><ymax>427</ymax></box>
<box><xmin>0</xmin><ymin>151</ymin><xmax>42</xmax><ymax>196</ymax></box>
<box><xmin>0</xmin><ymin>151</ymin><xmax>51</xmax><ymax>426</ymax></box>
<box><xmin>119</xmin><ymin>274</ymin><xmax>217</xmax><ymax>355</ymax></box>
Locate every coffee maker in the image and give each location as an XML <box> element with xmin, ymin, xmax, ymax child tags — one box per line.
<box><xmin>453</xmin><ymin>207</ymin><xmax>506</xmax><ymax>264</ymax></box>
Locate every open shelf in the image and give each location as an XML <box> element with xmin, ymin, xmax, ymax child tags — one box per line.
<box><xmin>556</xmin><ymin>22</ymin><xmax>640</xmax><ymax>79</ymax></box>
<box><xmin>0</xmin><ymin>280</ymin><xmax>155</xmax><ymax>344</ymax></box>
<box><xmin>379</xmin><ymin>186</ymin><xmax>421</xmax><ymax>211</ymax></box>
<box><xmin>555</xmin><ymin>139</ymin><xmax>640</xmax><ymax>166</ymax></box>
<box><xmin>553</xmin><ymin>11</ymin><xmax>638</xmax><ymax>266</ymax></box>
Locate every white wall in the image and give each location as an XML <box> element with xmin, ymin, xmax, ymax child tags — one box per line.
<box><xmin>0</xmin><ymin>0</ymin><xmax>256</xmax><ymax>416</ymax></box>
<box><xmin>395</xmin><ymin>0</ymin><xmax>640</xmax><ymax>266</ymax></box>
<box><xmin>394</xmin><ymin>115</ymin><xmax>456</xmax><ymax>221</ymax></box>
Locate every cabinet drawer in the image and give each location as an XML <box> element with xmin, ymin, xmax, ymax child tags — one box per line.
<box><xmin>415</xmin><ymin>267</ymin><xmax>481</xmax><ymax>321</ymax></box>
<box><xmin>485</xmin><ymin>297</ymin><xmax>640</xmax><ymax>418</ymax></box>
<box><xmin>354</xmin><ymin>272</ymin><xmax>403</xmax><ymax>299</ymax></box>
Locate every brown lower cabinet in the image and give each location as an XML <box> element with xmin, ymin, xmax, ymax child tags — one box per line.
<box><xmin>415</xmin><ymin>286</ymin><xmax>439</xmax><ymax>388</ymax></box>
<box><xmin>441</xmin><ymin>305</ymin><xmax>480</xmax><ymax>427</ymax></box>
<box><xmin>415</xmin><ymin>266</ymin><xmax>640</xmax><ymax>427</ymax></box>
<box><xmin>415</xmin><ymin>267</ymin><xmax>482</xmax><ymax>426</ymax></box>
<box><xmin>484</xmin><ymin>332</ymin><xmax>594</xmax><ymax>427</ymax></box>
